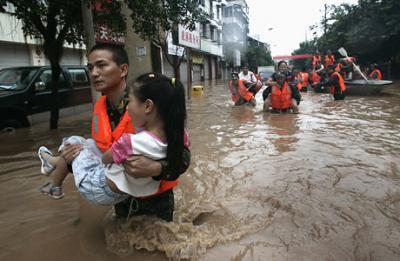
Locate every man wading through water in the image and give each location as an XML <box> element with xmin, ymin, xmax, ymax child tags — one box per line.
<box><xmin>60</xmin><ymin>43</ymin><xmax>190</xmax><ymax>221</ymax></box>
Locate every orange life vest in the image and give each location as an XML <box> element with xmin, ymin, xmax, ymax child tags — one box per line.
<box><xmin>238</xmin><ymin>80</ymin><xmax>254</xmax><ymax>101</ymax></box>
<box><xmin>324</xmin><ymin>55</ymin><xmax>335</xmax><ymax>66</ymax></box>
<box><xmin>300</xmin><ymin>72</ymin><xmax>309</xmax><ymax>88</ymax></box>
<box><xmin>335</xmin><ymin>63</ymin><xmax>342</xmax><ymax>72</ymax></box>
<box><xmin>368</xmin><ymin>69</ymin><xmax>382</xmax><ymax>80</ymax></box>
<box><xmin>92</xmin><ymin>96</ymin><xmax>135</xmax><ymax>152</ymax></box>
<box><xmin>92</xmin><ymin>95</ymin><xmax>178</xmax><ymax>196</ymax></box>
<box><xmin>330</xmin><ymin>72</ymin><xmax>346</xmax><ymax>94</ymax></box>
<box><xmin>270</xmin><ymin>82</ymin><xmax>292</xmax><ymax>110</ymax></box>
<box><xmin>311</xmin><ymin>72</ymin><xmax>321</xmax><ymax>84</ymax></box>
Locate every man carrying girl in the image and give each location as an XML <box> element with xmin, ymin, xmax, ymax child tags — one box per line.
<box><xmin>38</xmin><ymin>44</ymin><xmax>190</xmax><ymax>221</ymax></box>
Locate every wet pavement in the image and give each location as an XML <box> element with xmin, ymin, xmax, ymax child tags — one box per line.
<box><xmin>0</xmin><ymin>81</ymin><xmax>399</xmax><ymax>261</ymax></box>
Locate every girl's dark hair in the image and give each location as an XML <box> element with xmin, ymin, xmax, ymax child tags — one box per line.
<box><xmin>130</xmin><ymin>73</ymin><xmax>186</xmax><ymax>170</ymax></box>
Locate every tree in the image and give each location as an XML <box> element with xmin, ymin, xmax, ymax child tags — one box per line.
<box><xmin>0</xmin><ymin>0</ymin><xmax>123</xmax><ymax>129</ymax></box>
<box><xmin>124</xmin><ymin>0</ymin><xmax>205</xmax><ymax>79</ymax></box>
<box><xmin>294</xmin><ymin>0</ymin><xmax>400</xmax><ymax>75</ymax></box>
<box><xmin>243</xmin><ymin>44</ymin><xmax>273</xmax><ymax>73</ymax></box>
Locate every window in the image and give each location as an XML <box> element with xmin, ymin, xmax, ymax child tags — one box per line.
<box><xmin>202</xmin><ymin>23</ymin><xmax>208</xmax><ymax>38</ymax></box>
<box><xmin>68</xmin><ymin>68</ymin><xmax>89</xmax><ymax>87</ymax></box>
<box><xmin>35</xmin><ymin>69</ymin><xmax>67</xmax><ymax>91</ymax></box>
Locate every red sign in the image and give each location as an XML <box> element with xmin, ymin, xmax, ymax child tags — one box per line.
<box><xmin>95</xmin><ymin>25</ymin><xmax>125</xmax><ymax>45</ymax></box>
<box><xmin>272</xmin><ymin>54</ymin><xmax>313</xmax><ymax>60</ymax></box>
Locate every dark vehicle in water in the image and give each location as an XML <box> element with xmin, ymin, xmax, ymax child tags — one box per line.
<box><xmin>0</xmin><ymin>66</ymin><xmax>92</xmax><ymax>133</ymax></box>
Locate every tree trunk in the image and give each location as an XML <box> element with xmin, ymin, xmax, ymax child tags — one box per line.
<box><xmin>49</xmin><ymin>59</ymin><xmax>61</xmax><ymax>130</ymax></box>
<box><xmin>81</xmin><ymin>0</ymin><xmax>100</xmax><ymax>104</ymax></box>
<box><xmin>173</xmin><ymin>55</ymin><xmax>181</xmax><ymax>80</ymax></box>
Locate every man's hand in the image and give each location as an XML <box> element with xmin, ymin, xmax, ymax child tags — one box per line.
<box><xmin>60</xmin><ymin>143</ymin><xmax>82</xmax><ymax>164</ymax></box>
<box><xmin>122</xmin><ymin>155</ymin><xmax>162</xmax><ymax>178</ymax></box>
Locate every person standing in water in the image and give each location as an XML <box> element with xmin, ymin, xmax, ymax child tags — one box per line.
<box><xmin>368</xmin><ymin>64</ymin><xmax>382</xmax><ymax>80</ymax></box>
<box><xmin>315</xmin><ymin>65</ymin><xmax>346</xmax><ymax>100</ymax></box>
<box><xmin>37</xmin><ymin>73</ymin><xmax>188</xmax><ymax>207</ymax></box>
<box><xmin>263</xmin><ymin>72</ymin><xmax>300</xmax><ymax>114</ymax></box>
<box><xmin>238</xmin><ymin>64</ymin><xmax>261</xmax><ymax>96</ymax></box>
<box><xmin>40</xmin><ymin>43</ymin><xmax>190</xmax><ymax>221</ymax></box>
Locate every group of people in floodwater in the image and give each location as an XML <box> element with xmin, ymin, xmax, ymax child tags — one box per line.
<box><xmin>229</xmin><ymin>51</ymin><xmax>384</xmax><ymax>113</ymax></box>
<box><xmin>33</xmin><ymin>43</ymin><xmax>385</xmax><ymax>233</ymax></box>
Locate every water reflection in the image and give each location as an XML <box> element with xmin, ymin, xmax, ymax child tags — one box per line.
<box><xmin>263</xmin><ymin>113</ymin><xmax>299</xmax><ymax>153</ymax></box>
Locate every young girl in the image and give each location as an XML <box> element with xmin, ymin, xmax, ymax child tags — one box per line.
<box><xmin>37</xmin><ymin>73</ymin><xmax>187</xmax><ymax>205</ymax></box>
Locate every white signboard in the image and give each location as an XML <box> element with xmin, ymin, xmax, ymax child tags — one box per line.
<box><xmin>166</xmin><ymin>32</ymin><xmax>185</xmax><ymax>56</ymax></box>
<box><xmin>136</xmin><ymin>47</ymin><xmax>147</xmax><ymax>56</ymax></box>
<box><xmin>168</xmin><ymin>44</ymin><xmax>185</xmax><ymax>56</ymax></box>
<box><xmin>178</xmin><ymin>23</ymin><xmax>201</xmax><ymax>49</ymax></box>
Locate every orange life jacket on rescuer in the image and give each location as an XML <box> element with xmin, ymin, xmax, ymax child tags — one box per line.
<box><xmin>300</xmin><ymin>72</ymin><xmax>309</xmax><ymax>88</ymax></box>
<box><xmin>330</xmin><ymin>72</ymin><xmax>346</xmax><ymax>94</ymax></box>
<box><xmin>368</xmin><ymin>69</ymin><xmax>382</xmax><ymax>80</ymax></box>
<box><xmin>311</xmin><ymin>72</ymin><xmax>321</xmax><ymax>84</ymax></box>
<box><xmin>335</xmin><ymin>63</ymin><xmax>342</xmax><ymax>72</ymax></box>
<box><xmin>92</xmin><ymin>95</ymin><xmax>178</xmax><ymax>196</ymax></box>
<box><xmin>270</xmin><ymin>82</ymin><xmax>292</xmax><ymax>110</ymax></box>
<box><xmin>228</xmin><ymin>79</ymin><xmax>254</xmax><ymax>103</ymax></box>
<box><xmin>92</xmin><ymin>96</ymin><xmax>135</xmax><ymax>153</ymax></box>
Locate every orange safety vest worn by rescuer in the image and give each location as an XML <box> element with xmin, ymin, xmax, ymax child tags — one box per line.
<box><xmin>311</xmin><ymin>72</ymin><xmax>321</xmax><ymax>84</ymax></box>
<box><xmin>324</xmin><ymin>55</ymin><xmax>335</xmax><ymax>66</ymax></box>
<box><xmin>335</xmin><ymin>63</ymin><xmax>342</xmax><ymax>72</ymax></box>
<box><xmin>300</xmin><ymin>72</ymin><xmax>309</xmax><ymax>88</ymax></box>
<box><xmin>368</xmin><ymin>69</ymin><xmax>382</xmax><ymax>80</ymax></box>
<box><xmin>270</xmin><ymin>82</ymin><xmax>292</xmax><ymax>110</ymax></box>
<box><xmin>330</xmin><ymin>72</ymin><xmax>346</xmax><ymax>94</ymax></box>
<box><xmin>92</xmin><ymin>95</ymin><xmax>178</xmax><ymax>196</ymax></box>
<box><xmin>228</xmin><ymin>79</ymin><xmax>254</xmax><ymax>103</ymax></box>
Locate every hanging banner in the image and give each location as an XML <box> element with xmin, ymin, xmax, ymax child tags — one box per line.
<box><xmin>178</xmin><ymin>23</ymin><xmax>201</xmax><ymax>49</ymax></box>
<box><xmin>272</xmin><ymin>54</ymin><xmax>313</xmax><ymax>60</ymax></box>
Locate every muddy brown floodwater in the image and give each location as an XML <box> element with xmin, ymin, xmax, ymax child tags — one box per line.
<box><xmin>1</xmin><ymin>81</ymin><xmax>399</xmax><ymax>261</ymax></box>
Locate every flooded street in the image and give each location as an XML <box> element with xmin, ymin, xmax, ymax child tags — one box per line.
<box><xmin>1</xmin><ymin>81</ymin><xmax>400</xmax><ymax>261</ymax></box>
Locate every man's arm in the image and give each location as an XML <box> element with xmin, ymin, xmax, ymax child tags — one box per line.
<box><xmin>122</xmin><ymin>146</ymin><xmax>191</xmax><ymax>180</ymax></box>
<box><xmin>153</xmin><ymin>147</ymin><xmax>191</xmax><ymax>181</ymax></box>
<box><xmin>290</xmin><ymin>85</ymin><xmax>301</xmax><ymax>105</ymax></box>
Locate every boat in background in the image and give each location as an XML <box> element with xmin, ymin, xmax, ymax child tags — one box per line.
<box><xmin>344</xmin><ymin>79</ymin><xmax>394</xmax><ymax>95</ymax></box>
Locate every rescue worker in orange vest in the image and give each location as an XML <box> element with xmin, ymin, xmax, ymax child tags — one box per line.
<box><xmin>368</xmin><ymin>64</ymin><xmax>382</xmax><ymax>80</ymax></box>
<box><xmin>61</xmin><ymin>43</ymin><xmax>190</xmax><ymax>221</ymax></box>
<box><xmin>299</xmin><ymin>67</ymin><xmax>310</xmax><ymax>92</ymax></box>
<box><xmin>316</xmin><ymin>65</ymin><xmax>347</xmax><ymax>100</ymax></box>
<box><xmin>263</xmin><ymin>72</ymin><xmax>301</xmax><ymax>113</ymax></box>
<box><xmin>312</xmin><ymin>53</ymin><xmax>322</xmax><ymax>70</ymax></box>
<box><xmin>290</xmin><ymin>67</ymin><xmax>302</xmax><ymax>91</ymax></box>
<box><xmin>324</xmin><ymin>50</ymin><xmax>335</xmax><ymax>67</ymax></box>
<box><xmin>239</xmin><ymin>64</ymin><xmax>262</xmax><ymax>95</ymax></box>
<box><xmin>229</xmin><ymin>72</ymin><xmax>256</xmax><ymax>106</ymax></box>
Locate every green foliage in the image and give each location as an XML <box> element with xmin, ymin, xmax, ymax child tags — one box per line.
<box><xmin>295</xmin><ymin>0</ymin><xmax>400</xmax><ymax>64</ymax></box>
<box><xmin>243</xmin><ymin>44</ymin><xmax>273</xmax><ymax>72</ymax></box>
<box><xmin>125</xmin><ymin>0</ymin><xmax>205</xmax><ymax>43</ymax></box>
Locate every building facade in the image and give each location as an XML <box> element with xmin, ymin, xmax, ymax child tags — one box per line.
<box><xmin>0</xmin><ymin>13</ymin><xmax>86</xmax><ymax>69</ymax></box>
<box><xmin>222</xmin><ymin>0</ymin><xmax>249</xmax><ymax>70</ymax></box>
